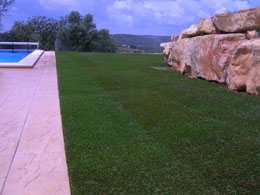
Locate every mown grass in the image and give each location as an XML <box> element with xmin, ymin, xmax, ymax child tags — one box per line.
<box><xmin>56</xmin><ymin>52</ymin><xmax>260</xmax><ymax>194</ymax></box>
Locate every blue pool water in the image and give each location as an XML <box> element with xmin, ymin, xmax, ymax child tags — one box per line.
<box><xmin>0</xmin><ymin>51</ymin><xmax>32</xmax><ymax>63</ymax></box>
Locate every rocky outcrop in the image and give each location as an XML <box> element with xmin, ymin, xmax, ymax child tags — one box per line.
<box><xmin>161</xmin><ymin>7</ymin><xmax>260</xmax><ymax>95</ymax></box>
<box><xmin>180</xmin><ymin>24</ymin><xmax>200</xmax><ymax>39</ymax></box>
<box><xmin>246</xmin><ymin>30</ymin><xmax>259</xmax><ymax>39</ymax></box>
<box><xmin>171</xmin><ymin>35</ymin><xmax>179</xmax><ymax>42</ymax></box>
<box><xmin>198</xmin><ymin>18</ymin><xmax>217</xmax><ymax>35</ymax></box>
<box><xmin>160</xmin><ymin>42</ymin><xmax>172</xmax><ymax>64</ymax></box>
<box><xmin>213</xmin><ymin>7</ymin><xmax>260</xmax><ymax>33</ymax></box>
<box><xmin>180</xmin><ymin>18</ymin><xmax>217</xmax><ymax>39</ymax></box>
<box><xmin>226</xmin><ymin>39</ymin><xmax>260</xmax><ymax>95</ymax></box>
<box><xmin>165</xmin><ymin>34</ymin><xmax>246</xmax><ymax>83</ymax></box>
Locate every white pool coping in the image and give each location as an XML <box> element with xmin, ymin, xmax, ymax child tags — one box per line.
<box><xmin>0</xmin><ymin>50</ymin><xmax>44</xmax><ymax>68</ymax></box>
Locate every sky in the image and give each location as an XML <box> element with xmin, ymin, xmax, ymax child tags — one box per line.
<box><xmin>2</xmin><ymin>0</ymin><xmax>260</xmax><ymax>36</ymax></box>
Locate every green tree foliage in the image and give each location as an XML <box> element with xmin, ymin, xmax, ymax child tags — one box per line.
<box><xmin>0</xmin><ymin>11</ymin><xmax>116</xmax><ymax>52</ymax></box>
<box><xmin>8</xmin><ymin>21</ymin><xmax>37</xmax><ymax>41</ymax></box>
<box><xmin>57</xmin><ymin>11</ymin><xmax>116</xmax><ymax>52</ymax></box>
<box><xmin>28</xmin><ymin>16</ymin><xmax>58</xmax><ymax>50</ymax></box>
<box><xmin>94</xmin><ymin>29</ymin><xmax>117</xmax><ymax>52</ymax></box>
<box><xmin>68</xmin><ymin>11</ymin><xmax>81</xmax><ymax>24</ymax></box>
<box><xmin>0</xmin><ymin>16</ymin><xmax>58</xmax><ymax>50</ymax></box>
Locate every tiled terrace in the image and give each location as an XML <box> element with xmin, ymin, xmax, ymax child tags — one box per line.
<box><xmin>0</xmin><ymin>52</ymin><xmax>70</xmax><ymax>195</ymax></box>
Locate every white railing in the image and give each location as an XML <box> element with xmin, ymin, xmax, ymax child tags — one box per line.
<box><xmin>0</xmin><ymin>42</ymin><xmax>39</xmax><ymax>51</ymax></box>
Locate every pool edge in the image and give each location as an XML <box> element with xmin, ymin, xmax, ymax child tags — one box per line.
<box><xmin>0</xmin><ymin>50</ymin><xmax>44</xmax><ymax>68</ymax></box>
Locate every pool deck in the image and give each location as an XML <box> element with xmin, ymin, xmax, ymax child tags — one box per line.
<box><xmin>0</xmin><ymin>51</ymin><xmax>71</xmax><ymax>195</ymax></box>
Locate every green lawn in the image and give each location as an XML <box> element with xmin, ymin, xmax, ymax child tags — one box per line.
<box><xmin>56</xmin><ymin>52</ymin><xmax>260</xmax><ymax>194</ymax></box>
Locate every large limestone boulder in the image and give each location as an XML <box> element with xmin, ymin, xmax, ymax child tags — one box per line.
<box><xmin>162</xmin><ymin>34</ymin><xmax>246</xmax><ymax>83</ymax></box>
<box><xmin>246</xmin><ymin>30</ymin><xmax>259</xmax><ymax>39</ymax></box>
<box><xmin>160</xmin><ymin>42</ymin><xmax>173</xmax><ymax>64</ymax></box>
<box><xmin>180</xmin><ymin>18</ymin><xmax>217</xmax><ymax>39</ymax></box>
<box><xmin>180</xmin><ymin>24</ymin><xmax>200</xmax><ymax>39</ymax></box>
<box><xmin>198</xmin><ymin>18</ymin><xmax>217</xmax><ymax>34</ymax></box>
<box><xmin>161</xmin><ymin>7</ymin><xmax>260</xmax><ymax>96</ymax></box>
<box><xmin>226</xmin><ymin>39</ymin><xmax>260</xmax><ymax>95</ymax></box>
<box><xmin>166</xmin><ymin>38</ymin><xmax>189</xmax><ymax>72</ymax></box>
<box><xmin>213</xmin><ymin>7</ymin><xmax>260</xmax><ymax>33</ymax></box>
<box><xmin>171</xmin><ymin>35</ymin><xmax>179</xmax><ymax>42</ymax></box>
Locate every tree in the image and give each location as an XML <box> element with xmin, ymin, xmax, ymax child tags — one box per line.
<box><xmin>1</xmin><ymin>16</ymin><xmax>58</xmax><ymax>50</ymax></box>
<box><xmin>28</xmin><ymin>16</ymin><xmax>58</xmax><ymax>50</ymax></box>
<box><xmin>57</xmin><ymin>11</ymin><xmax>116</xmax><ymax>52</ymax></box>
<box><xmin>68</xmin><ymin>11</ymin><xmax>81</xmax><ymax>24</ymax></box>
<box><xmin>94</xmin><ymin>29</ymin><xmax>117</xmax><ymax>52</ymax></box>
<box><xmin>57</xmin><ymin>11</ymin><xmax>96</xmax><ymax>51</ymax></box>
<box><xmin>0</xmin><ymin>10</ymin><xmax>116</xmax><ymax>52</ymax></box>
<box><xmin>0</xmin><ymin>0</ymin><xmax>15</xmax><ymax>29</ymax></box>
<box><xmin>8</xmin><ymin>21</ymin><xmax>37</xmax><ymax>42</ymax></box>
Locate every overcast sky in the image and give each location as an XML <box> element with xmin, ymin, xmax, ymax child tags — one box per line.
<box><xmin>2</xmin><ymin>0</ymin><xmax>260</xmax><ymax>36</ymax></box>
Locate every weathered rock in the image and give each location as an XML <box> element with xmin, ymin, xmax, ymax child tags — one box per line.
<box><xmin>162</xmin><ymin>34</ymin><xmax>246</xmax><ymax>83</ymax></box>
<box><xmin>226</xmin><ymin>39</ymin><xmax>260</xmax><ymax>95</ymax></box>
<box><xmin>180</xmin><ymin>24</ymin><xmax>200</xmax><ymax>39</ymax></box>
<box><xmin>213</xmin><ymin>7</ymin><xmax>260</xmax><ymax>33</ymax></box>
<box><xmin>246</xmin><ymin>30</ymin><xmax>259</xmax><ymax>39</ymax></box>
<box><xmin>180</xmin><ymin>18</ymin><xmax>217</xmax><ymax>39</ymax></box>
<box><xmin>161</xmin><ymin>7</ymin><xmax>260</xmax><ymax>96</ymax></box>
<box><xmin>198</xmin><ymin>18</ymin><xmax>217</xmax><ymax>34</ymax></box>
<box><xmin>171</xmin><ymin>35</ymin><xmax>179</xmax><ymax>42</ymax></box>
<box><xmin>166</xmin><ymin>38</ymin><xmax>189</xmax><ymax>71</ymax></box>
<box><xmin>160</xmin><ymin>42</ymin><xmax>173</xmax><ymax>64</ymax></box>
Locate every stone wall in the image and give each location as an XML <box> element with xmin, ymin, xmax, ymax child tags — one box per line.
<box><xmin>161</xmin><ymin>7</ymin><xmax>260</xmax><ymax>96</ymax></box>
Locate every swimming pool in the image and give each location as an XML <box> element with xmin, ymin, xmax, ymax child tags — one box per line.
<box><xmin>0</xmin><ymin>50</ymin><xmax>33</xmax><ymax>63</ymax></box>
<box><xmin>0</xmin><ymin>50</ymin><xmax>44</xmax><ymax>68</ymax></box>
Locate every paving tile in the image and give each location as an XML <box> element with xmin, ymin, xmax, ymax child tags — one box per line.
<box><xmin>0</xmin><ymin>177</ymin><xmax>5</xmax><ymax>193</ymax></box>
<box><xmin>0</xmin><ymin>137</ymin><xmax>19</xmax><ymax>177</ymax></box>
<box><xmin>35</xmin><ymin>87</ymin><xmax>59</xmax><ymax>98</ymax></box>
<box><xmin>0</xmin><ymin>95</ymin><xmax>29</xmax><ymax>130</ymax></box>
<box><xmin>35</xmin><ymin>80</ymin><xmax>59</xmax><ymax>98</ymax></box>
<box><xmin>0</xmin><ymin>93</ymin><xmax>12</xmax><ymax>106</ymax></box>
<box><xmin>0</xmin><ymin>121</ymin><xmax>22</xmax><ymax>139</ymax></box>
<box><xmin>0</xmin><ymin>114</ymin><xmax>25</xmax><ymax>133</ymax></box>
<box><xmin>0</xmin><ymin>52</ymin><xmax>70</xmax><ymax>194</ymax></box>
<box><xmin>2</xmin><ymin>152</ymin><xmax>70</xmax><ymax>195</ymax></box>
<box><xmin>0</xmin><ymin>99</ymin><xmax>31</xmax><ymax>115</ymax></box>
<box><xmin>17</xmin><ymin>121</ymin><xmax>65</xmax><ymax>153</ymax></box>
<box><xmin>0</xmin><ymin>81</ymin><xmax>20</xmax><ymax>106</ymax></box>
<box><xmin>26</xmin><ymin>96</ymin><xmax>61</xmax><ymax>124</ymax></box>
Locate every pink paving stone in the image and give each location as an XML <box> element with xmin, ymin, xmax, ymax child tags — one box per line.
<box><xmin>26</xmin><ymin>96</ymin><xmax>61</xmax><ymax>124</ymax></box>
<box><xmin>0</xmin><ymin>137</ymin><xmax>19</xmax><ymax>177</ymax></box>
<box><xmin>2</xmin><ymin>152</ymin><xmax>70</xmax><ymax>195</ymax></box>
<box><xmin>17</xmin><ymin>121</ymin><xmax>65</xmax><ymax>153</ymax></box>
<box><xmin>0</xmin><ymin>122</ymin><xmax>22</xmax><ymax>139</ymax></box>
<box><xmin>0</xmin><ymin>178</ymin><xmax>4</xmax><ymax>193</ymax></box>
<box><xmin>0</xmin><ymin>51</ymin><xmax>71</xmax><ymax>195</ymax></box>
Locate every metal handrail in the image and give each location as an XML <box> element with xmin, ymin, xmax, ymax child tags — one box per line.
<box><xmin>0</xmin><ymin>42</ymin><xmax>39</xmax><ymax>49</ymax></box>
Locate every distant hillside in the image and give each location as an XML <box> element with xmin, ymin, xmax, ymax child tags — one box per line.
<box><xmin>111</xmin><ymin>34</ymin><xmax>171</xmax><ymax>53</ymax></box>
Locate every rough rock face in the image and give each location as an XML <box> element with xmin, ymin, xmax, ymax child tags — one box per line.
<box><xmin>180</xmin><ymin>18</ymin><xmax>216</xmax><ymax>39</ymax></box>
<box><xmin>160</xmin><ymin>42</ymin><xmax>172</xmax><ymax>64</ymax></box>
<box><xmin>171</xmin><ymin>35</ymin><xmax>179</xmax><ymax>42</ymax></box>
<box><xmin>198</xmin><ymin>18</ymin><xmax>217</xmax><ymax>34</ymax></box>
<box><xmin>180</xmin><ymin>24</ymin><xmax>200</xmax><ymax>39</ymax></box>
<box><xmin>166</xmin><ymin>34</ymin><xmax>246</xmax><ymax>83</ymax></box>
<box><xmin>246</xmin><ymin>30</ymin><xmax>259</xmax><ymax>39</ymax></box>
<box><xmin>213</xmin><ymin>7</ymin><xmax>260</xmax><ymax>33</ymax></box>
<box><xmin>161</xmin><ymin>7</ymin><xmax>260</xmax><ymax>95</ymax></box>
<box><xmin>226</xmin><ymin>39</ymin><xmax>260</xmax><ymax>95</ymax></box>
